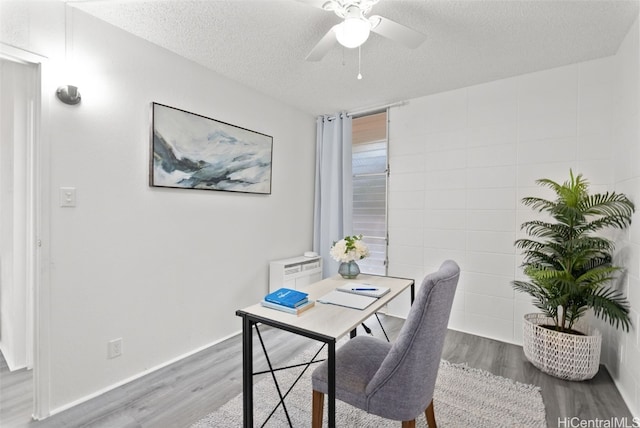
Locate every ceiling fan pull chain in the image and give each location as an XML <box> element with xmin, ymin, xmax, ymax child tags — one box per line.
<box><xmin>357</xmin><ymin>45</ymin><xmax>363</xmax><ymax>80</ymax></box>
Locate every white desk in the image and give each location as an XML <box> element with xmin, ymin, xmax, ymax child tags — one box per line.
<box><xmin>236</xmin><ymin>274</ymin><xmax>415</xmax><ymax>428</ymax></box>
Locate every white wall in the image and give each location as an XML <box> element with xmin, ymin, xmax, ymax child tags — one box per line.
<box><xmin>387</xmin><ymin>58</ymin><xmax>616</xmax><ymax>341</ymax></box>
<box><xmin>608</xmin><ymin>14</ymin><xmax>640</xmax><ymax>418</ymax></box>
<box><xmin>1</xmin><ymin>2</ymin><xmax>316</xmax><ymax>415</ymax></box>
<box><xmin>387</xmin><ymin>17</ymin><xmax>639</xmax><ymax>416</ymax></box>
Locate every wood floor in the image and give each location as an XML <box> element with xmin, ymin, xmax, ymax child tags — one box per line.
<box><xmin>1</xmin><ymin>314</ymin><xmax>632</xmax><ymax>428</ymax></box>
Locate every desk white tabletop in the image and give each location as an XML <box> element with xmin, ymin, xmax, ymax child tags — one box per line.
<box><xmin>237</xmin><ymin>274</ymin><xmax>414</xmax><ymax>340</ymax></box>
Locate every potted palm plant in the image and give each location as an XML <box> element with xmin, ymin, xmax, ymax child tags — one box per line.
<box><xmin>514</xmin><ymin>170</ymin><xmax>634</xmax><ymax>380</ymax></box>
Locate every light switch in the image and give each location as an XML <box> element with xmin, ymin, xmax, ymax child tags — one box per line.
<box><xmin>59</xmin><ymin>187</ymin><xmax>77</xmax><ymax>207</ymax></box>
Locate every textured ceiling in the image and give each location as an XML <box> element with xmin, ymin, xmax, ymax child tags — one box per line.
<box><xmin>70</xmin><ymin>0</ymin><xmax>640</xmax><ymax>116</ymax></box>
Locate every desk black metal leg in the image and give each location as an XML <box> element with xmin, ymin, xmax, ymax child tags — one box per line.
<box><xmin>255</xmin><ymin>325</ymin><xmax>293</xmax><ymax>427</ymax></box>
<box><xmin>328</xmin><ymin>340</ymin><xmax>336</xmax><ymax>428</ymax></box>
<box><xmin>242</xmin><ymin>316</ymin><xmax>253</xmax><ymax>428</ymax></box>
<box><xmin>374</xmin><ymin>313</ymin><xmax>390</xmax><ymax>342</ymax></box>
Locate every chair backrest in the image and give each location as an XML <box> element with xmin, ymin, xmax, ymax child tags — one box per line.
<box><xmin>364</xmin><ymin>260</ymin><xmax>460</xmax><ymax>421</ymax></box>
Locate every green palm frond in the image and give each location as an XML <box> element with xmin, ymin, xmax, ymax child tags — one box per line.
<box><xmin>521</xmin><ymin>197</ymin><xmax>556</xmax><ymax>213</ymax></box>
<box><xmin>574</xmin><ymin>265</ymin><xmax>618</xmax><ymax>281</ymax></box>
<box><xmin>588</xmin><ymin>288</ymin><xmax>631</xmax><ymax>331</ymax></box>
<box><xmin>581</xmin><ymin>193</ymin><xmax>635</xmax><ymax>225</ymax></box>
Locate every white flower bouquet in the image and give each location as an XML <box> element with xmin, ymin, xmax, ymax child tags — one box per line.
<box><xmin>330</xmin><ymin>235</ymin><xmax>370</xmax><ymax>263</ymax></box>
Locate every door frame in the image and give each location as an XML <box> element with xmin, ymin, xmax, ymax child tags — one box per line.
<box><xmin>0</xmin><ymin>42</ymin><xmax>52</xmax><ymax>420</ymax></box>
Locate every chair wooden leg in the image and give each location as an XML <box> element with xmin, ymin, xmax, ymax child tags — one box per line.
<box><xmin>425</xmin><ymin>399</ymin><xmax>437</xmax><ymax>428</ymax></box>
<box><xmin>312</xmin><ymin>390</ymin><xmax>324</xmax><ymax>428</ymax></box>
<box><xmin>401</xmin><ymin>420</ymin><xmax>416</xmax><ymax>428</ymax></box>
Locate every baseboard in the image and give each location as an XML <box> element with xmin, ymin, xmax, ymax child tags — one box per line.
<box><xmin>0</xmin><ymin>341</ymin><xmax>27</xmax><ymax>372</ymax></box>
<box><xmin>46</xmin><ymin>329</ymin><xmax>242</xmax><ymax>418</ymax></box>
<box><xmin>446</xmin><ymin>326</ymin><xmax>523</xmax><ymax>347</ymax></box>
<box><xmin>603</xmin><ymin>362</ymin><xmax>639</xmax><ymax>418</ymax></box>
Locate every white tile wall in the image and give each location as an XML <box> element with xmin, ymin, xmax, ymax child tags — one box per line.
<box><xmin>466</xmin><ymin>230</ymin><xmax>515</xmax><ymax>254</ymax></box>
<box><xmin>610</xmin><ymin>16</ymin><xmax>640</xmax><ymax>417</ymax></box>
<box><xmin>466</xmin><ymin>188</ymin><xmax>517</xmax><ymax>210</ymax></box>
<box><xmin>463</xmin><ymin>271</ymin><xmax>514</xmax><ymax>299</ymax></box>
<box><xmin>578</xmin><ymin>133</ymin><xmax>614</xmax><ymax>160</ymax></box>
<box><xmin>424</xmin><ymin>189</ymin><xmax>467</xmax><ymax>210</ymax></box>
<box><xmin>466</xmin><ymin>313</ymin><xmax>514</xmax><ymax>343</ymax></box>
<box><xmin>448</xmin><ymin>310</ymin><xmax>465</xmax><ymax>331</ymax></box>
<box><xmin>629</xmin><ymin>275</ymin><xmax>640</xmax><ymax>311</ymax></box>
<box><xmin>424</xmin><ymin>169</ymin><xmax>466</xmax><ymax>189</ymax></box>
<box><xmin>465</xmin><ymin>252</ymin><xmax>516</xmax><ymax>277</ymax></box>
<box><xmin>424</xmin><ymin>229</ymin><xmax>466</xmax><ymax>250</ymax></box>
<box><xmin>467</xmin><ymin>123</ymin><xmax>518</xmax><ymax>148</ymax></box>
<box><xmin>576</xmin><ymin>159</ymin><xmax>613</xmax><ymax>185</ymax></box>
<box><xmin>516</xmin><ymin>162</ymin><xmax>577</xmax><ymax>188</ymax></box>
<box><xmin>391</xmin><ymin>227</ymin><xmax>423</xmax><ymax>247</ymax></box>
<box><xmin>389</xmin><ymin>172</ymin><xmax>426</xmax><ymax>193</ymax></box>
<box><xmin>465</xmin><ymin>292</ymin><xmax>514</xmax><ymax>320</ymax></box>
<box><xmin>423</xmin><ymin>248</ymin><xmax>466</xmax><ymax>269</ymax></box>
<box><xmin>578</xmin><ymin>55</ymin><xmax>614</xmax><ymax>87</ymax></box>
<box><xmin>466</xmin><ymin>166</ymin><xmax>516</xmax><ymax>189</ymax></box>
<box><xmin>424</xmin><ymin>129</ymin><xmax>468</xmax><ymax>152</ymax></box>
<box><xmin>389</xmin><ymin>190</ymin><xmax>424</xmax><ymax>210</ymax></box>
<box><xmin>517</xmin><ymin>137</ymin><xmax>577</xmax><ymax>165</ymax></box>
<box><xmin>424</xmin><ymin>148</ymin><xmax>466</xmax><ymax>170</ymax></box>
<box><xmin>578</xmin><ymin>82</ymin><xmax>613</xmax><ymax>137</ymax></box>
<box><xmin>387</xmin><ymin>17</ymin><xmax>640</xmax><ymax>414</ymax></box>
<box><xmin>636</xmin><ymin>311</ymin><xmax>640</xmax><ymax>347</ymax></box>
<box><xmin>388</xmin><ymin>244</ymin><xmax>424</xmax><ymax>266</ymax></box>
<box><xmin>424</xmin><ymin>209</ymin><xmax>466</xmax><ymax>230</ymax></box>
<box><xmin>467</xmin><ymin>78</ymin><xmax>518</xmax><ymax>128</ymax></box>
<box><xmin>466</xmin><ymin>210</ymin><xmax>515</xmax><ymax>231</ymax></box>
<box><xmin>467</xmin><ymin>144</ymin><xmax>517</xmax><ymax>168</ymax></box>
<box><xmin>518</xmin><ymin>65</ymin><xmax>578</xmax><ymax>142</ymax></box>
<box><xmin>390</xmin><ymin>154</ymin><xmax>425</xmax><ymax>174</ymax></box>
<box><xmin>421</xmin><ymin>89</ymin><xmax>468</xmax><ymax>133</ymax></box>
<box><xmin>388</xmin><ymin>208</ymin><xmax>422</xmax><ymax>231</ymax></box>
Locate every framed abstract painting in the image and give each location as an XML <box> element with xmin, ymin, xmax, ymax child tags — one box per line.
<box><xmin>150</xmin><ymin>102</ymin><xmax>273</xmax><ymax>194</ymax></box>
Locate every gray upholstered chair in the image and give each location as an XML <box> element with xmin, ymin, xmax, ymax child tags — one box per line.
<box><xmin>311</xmin><ymin>260</ymin><xmax>460</xmax><ymax>428</ymax></box>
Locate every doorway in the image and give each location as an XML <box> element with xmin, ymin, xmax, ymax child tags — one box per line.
<box><xmin>0</xmin><ymin>43</ymin><xmax>47</xmax><ymax>421</ymax></box>
<box><xmin>0</xmin><ymin>56</ymin><xmax>36</xmax><ymax>371</ymax></box>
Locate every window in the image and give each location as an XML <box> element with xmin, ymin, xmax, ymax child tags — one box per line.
<box><xmin>351</xmin><ymin>111</ymin><xmax>388</xmax><ymax>275</ymax></box>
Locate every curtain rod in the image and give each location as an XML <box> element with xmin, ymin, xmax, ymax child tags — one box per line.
<box><xmin>322</xmin><ymin>100</ymin><xmax>407</xmax><ymax>121</ymax></box>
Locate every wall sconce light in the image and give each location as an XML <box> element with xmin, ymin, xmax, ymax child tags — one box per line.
<box><xmin>56</xmin><ymin>85</ymin><xmax>81</xmax><ymax>105</ymax></box>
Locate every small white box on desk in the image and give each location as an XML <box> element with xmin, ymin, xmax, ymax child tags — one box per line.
<box><xmin>269</xmin><ymin>255</ymin><xmax>322</xmax><ymax>292</ymax></box>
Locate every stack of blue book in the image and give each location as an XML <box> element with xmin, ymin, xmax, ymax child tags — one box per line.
<box><xmin>261</xmin><ymin>287</ymin><xmax>315</xmax><ymax>315</ymax></box>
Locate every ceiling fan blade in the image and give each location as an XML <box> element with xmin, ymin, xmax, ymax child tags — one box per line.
<box><xmin>305</xmin><ymin>25</ymin><xmax>339</xmax><ymax>61</ymax></box>
<box><xmin>369</xmin><ymin>15</ymin><xmax>426</xmax><ymax>49</ymax></box>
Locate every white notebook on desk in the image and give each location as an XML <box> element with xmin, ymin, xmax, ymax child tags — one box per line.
<box><xmin>317</xmin><ymin>290</ymin><xmax>378</xmax><ymax>310</ymax></box>
<box><xmin>336</xmin><ymin>282</ymin><xmax>390</xmax><ymax>298</ymax></box>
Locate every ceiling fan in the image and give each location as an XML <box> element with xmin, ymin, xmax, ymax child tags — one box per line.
<box><xmin>305</xmin><ymin>0</ymin><xmax>427</xmax><ymax>61</ymax></box>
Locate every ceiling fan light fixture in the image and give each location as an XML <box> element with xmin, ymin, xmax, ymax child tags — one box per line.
<box><xmin>335</xmin><ymin>17</ymin><xmax>370</xmax><ymax>48</ymax></box>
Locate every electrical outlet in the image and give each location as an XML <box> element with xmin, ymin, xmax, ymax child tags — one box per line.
<box><xmin>108</xmin><ymin>338</ymin><xmax>123</xmax><ymax>359</ymax></box>
<box><xmin>59</xmin><ymin>187</ymin><xmax>77</xmax><ymax>207</ymax></box>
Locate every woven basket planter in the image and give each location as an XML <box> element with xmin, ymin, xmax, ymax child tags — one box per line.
<box><xmin>523</xmin><ymin>313</ymin><xmax>602</xmax><ymax>381</ymax></box>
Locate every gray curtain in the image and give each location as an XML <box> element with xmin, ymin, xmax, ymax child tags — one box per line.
<box><xmin>313</xmin><ymin>113</ymin><xmax>353</xmax><ymax>278</ymax></box>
